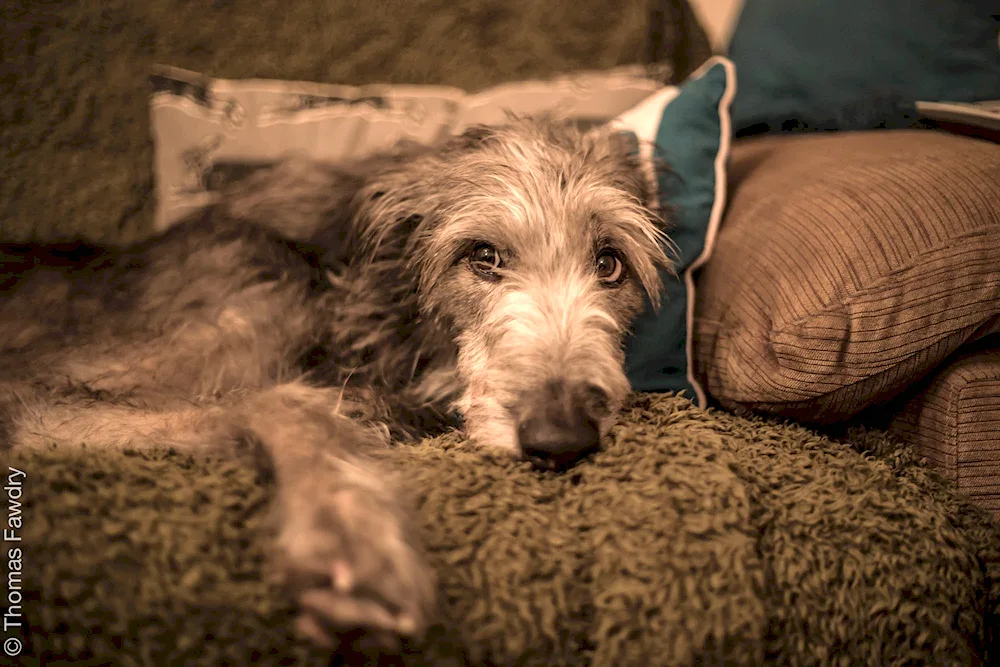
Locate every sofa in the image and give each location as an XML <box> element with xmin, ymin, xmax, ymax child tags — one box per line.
<box><xmin>4</xmin><ymin>0</ymin><xmax>1000</xmax><ymax>665</ymax></box>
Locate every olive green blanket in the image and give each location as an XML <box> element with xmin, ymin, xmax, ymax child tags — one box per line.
<box><xmin>2</xmin><ymin>1</ymin><xmax>998</xmax><ymax>665</ymax></box>
<box><xmin>7</xmin><ymin>395</ymin><xmax>1000</xmax><ymax>665</ymax></box>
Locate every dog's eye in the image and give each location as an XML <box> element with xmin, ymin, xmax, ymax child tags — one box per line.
<box><xmin>595</xmin><ymin>249</ymin><xmax>625</xmax><ymax>284</ymax></box>
<box><xmin>469</xmin><ymin>243</ymin><xmax>502</xmax><ymax>278</ymax></box>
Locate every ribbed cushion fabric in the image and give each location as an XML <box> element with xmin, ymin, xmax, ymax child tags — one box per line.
<box><xmin>890</xmin><ymin>348</ymin><xmax>1000</xmax><ymax>517</ymax></box>
<box><xmin>693</xmin><ymin>130</ymin><xmax>1000</xmax><ymax>423</ymax></box>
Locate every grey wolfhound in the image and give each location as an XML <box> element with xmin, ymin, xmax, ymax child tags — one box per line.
<box><xmin>0</xmin><ymin>118</ymin><xmax>672</xmax><ymax>651</ymax></box>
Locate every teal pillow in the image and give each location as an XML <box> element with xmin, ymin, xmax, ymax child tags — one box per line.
<box><xmin>728</xmin><ymin>0</ymin><xmax>1000</xmax><ymax>133</ymax></box>
<box><xmin>612</xmin><ymin>57</ymin><xmax>736</xmax><ymax>407</ymax></box>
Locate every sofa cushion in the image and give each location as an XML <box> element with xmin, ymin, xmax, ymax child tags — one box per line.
<box><xmin>617</xmin><ymin>57</ymin><xmax>735</xmax><ymax>404</ymax></box>
<box><xmin>693</xmin><ymin>130</ymin><xmax>1000</xmax><ymax>423</ymax></box>
<box><xmin>890</xmin><ymin>345</ymin><xmax>1000</xmax><ymax>517</ymax></box>
<box><xmin>727</xmin><ymin>0</ymin><xmax>1000</xmax><ymax>134</ymax></box>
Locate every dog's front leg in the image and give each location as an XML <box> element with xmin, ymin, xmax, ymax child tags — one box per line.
<box><xmin>6</xmin><ymin>377</ymin><xmax>434</xmax><ymax>650</ymax></box>
<box><xmin>241</xmin><ymin>381</ymin><xmax>436</xmax><ymax>652</ymax></box>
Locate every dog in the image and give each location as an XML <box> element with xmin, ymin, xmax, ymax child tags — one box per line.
<box><xmin>0</xmin><ymin>117</ymin><xmax>673</xmax><ymax>652</ymax></box>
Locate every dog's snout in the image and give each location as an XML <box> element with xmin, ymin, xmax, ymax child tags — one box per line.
<box><xmin>518</xmin><ymin>412</ymin><xmax>600</xmax><ymax>472</ymax></box>
<box><xmin>517</xmin><ymin>381</ymin><xmax>607</xmax><ymax>471</ymax></box>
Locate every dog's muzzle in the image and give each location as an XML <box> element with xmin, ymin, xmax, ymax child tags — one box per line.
<box><xmin>516</xmin><ymin>380</ymin><xmax>610</xmax><ymax>471</ymax></box>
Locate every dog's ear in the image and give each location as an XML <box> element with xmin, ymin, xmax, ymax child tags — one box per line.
<box><xmin>583</xmin><ymin>128</ymin><xmax>661</xmax><ymax>210</ymax></box>
<box><xmin>219</xmin><ymin>157</ymin><xmax>367</xmax><ymax>241</ymax></box>
<box><xmin>582</xmin><ymin>126</ymin><xmax>637</xmax><ymax>166</ymax></box>
<box><xmin>454</xmin><ymin>124</ymin><xmax>496</xmax><ymax>148</ymax></box>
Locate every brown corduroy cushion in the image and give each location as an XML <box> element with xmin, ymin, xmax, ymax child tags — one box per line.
<box><xmin>889</xmin><ymin>347</ymin><xmax>1000</xmax><ymax>517</ymax></box>
<box><xmin>693</xmin><ymin>130</ymin><xmax>1000</xmax><ymax>423</ymax></box>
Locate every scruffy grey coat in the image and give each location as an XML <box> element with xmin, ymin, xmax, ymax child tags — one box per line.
<box><xmin>0</xmin><ymin>118</ymin><xmax>672</xmax><ymax>652</ymax></box>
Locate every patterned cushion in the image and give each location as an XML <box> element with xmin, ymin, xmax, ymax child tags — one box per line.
<box><xmin>889</xmin><ymin>347</ymin><xmax>1000</xmax><ymax>517</ymax></box>
<box><xmin>693</xmin><ymin>130</ymin><xmax>1000</xmax><ymax>422</ymax></box>
<box><xmin>149</xmin><ymin>66</ymin><xmax>661</xmax><ymax>230</ymax></box>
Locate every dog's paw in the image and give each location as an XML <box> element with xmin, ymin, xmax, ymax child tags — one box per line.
<box><xmin>275</xmin><ymin>487</ymin><xmax>436</xmax><ymax>653</ymax></box>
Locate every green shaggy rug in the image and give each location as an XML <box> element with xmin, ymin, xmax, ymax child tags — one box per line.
<box><xmin>6</xmin><ymin>395</ymin><xmax>1000</xmax><ymax>665</ymax></box>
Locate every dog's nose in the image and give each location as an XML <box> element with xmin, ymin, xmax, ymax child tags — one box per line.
<box><xmin>516</xmin><ymin>382</ymin><xmax>607</xmax><ymax>471</ymax></box>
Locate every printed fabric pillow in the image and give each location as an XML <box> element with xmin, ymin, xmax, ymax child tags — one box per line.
<box><xmin>727</xmin><ymin>0</ymin><xmax>1000</xmax><ymax>134</ymax></box>
<box><xmin>150</xmin><ymin>65</ymin><xmax>663</xmax><ymax>230</ymax></box>
<box><xmin>149</xmin><ymin>58</ymin><xmax>735</xmax><ymax>407</ymax></box>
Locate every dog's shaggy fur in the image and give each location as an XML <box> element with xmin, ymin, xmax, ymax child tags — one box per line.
<box><xmin>0</xmin><ymin>118</ymin><xmax>672</xmax><ymax>652</ymax></box>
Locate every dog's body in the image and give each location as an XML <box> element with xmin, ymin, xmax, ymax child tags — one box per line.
<box><xmin>0</xmin><ymin>119</ymin><xmax>671</xmax><ymax>651</ymax></box>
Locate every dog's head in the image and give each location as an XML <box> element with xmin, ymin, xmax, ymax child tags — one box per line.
<box><xmin>358</xmin><ymin>118</ymin><xmax>674</xmax><ymax>469</ymax></box>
